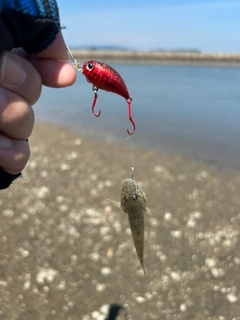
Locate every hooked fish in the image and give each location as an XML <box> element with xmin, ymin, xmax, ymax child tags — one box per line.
<box><xmin>109</xmin><ymin>179</ymin><xmax>151</xmax><ymax>274</ymax></box>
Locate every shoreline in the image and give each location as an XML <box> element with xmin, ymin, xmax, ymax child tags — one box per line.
<box><xmin>36</xmin><ymin>116</ymin><xmax>240</xmax><ymax>175</ymax></box>
<box><xmin>72</xmin><ymin>50</ymin><xmax>240</xmax><ymax>67</ymax></box>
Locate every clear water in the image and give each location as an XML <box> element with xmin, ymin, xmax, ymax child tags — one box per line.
<box><xmin>35</xmin><ymin>63</ymin><xmax>240</xmax><ymax>172</ymax></box>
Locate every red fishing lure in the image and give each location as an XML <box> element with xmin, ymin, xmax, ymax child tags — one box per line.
<box><xmin>81</xmin><ymin>60</ymin><xmax>135</xmax><ymax>135</ymax></box>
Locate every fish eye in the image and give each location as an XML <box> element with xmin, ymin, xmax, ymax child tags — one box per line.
<box><xmin>132</xmin><ymin>194</ymin><xmax>138</xmax><ymax>201</ymax></box>
<box><xmin>86</xmin><ymin>62</ymin><xmax>94</xmax><ymax>71</ymax></box>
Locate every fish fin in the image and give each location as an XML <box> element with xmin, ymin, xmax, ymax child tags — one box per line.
<box><xmin>146</xmin><ymin>207</ymin><xmax>152</xmax><ymax>216</ymax></box>
<box><xmin>107</xmin><ymin>198</ymin><xmax>121</xmax><ymax>209</ymax></box>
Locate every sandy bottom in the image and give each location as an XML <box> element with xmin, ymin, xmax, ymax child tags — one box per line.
<box><xmin>1</xmin><ymin>122</ymin><xmax>240</xmax><ymax>319</ymax></box>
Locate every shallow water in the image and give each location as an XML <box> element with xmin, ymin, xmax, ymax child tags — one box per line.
<box><xmin>35</xmin><ymin>63</ymin><xmax>240</xmax><ymax>172</ymax></box>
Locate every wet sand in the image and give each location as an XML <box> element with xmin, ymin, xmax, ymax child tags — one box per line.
<box><xmin>1</xmin><ymin>122</ymin><xmax>240</xmax><ymax>319</ymax></box>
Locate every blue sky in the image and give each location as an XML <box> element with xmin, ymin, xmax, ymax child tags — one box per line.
<box><xmin>57</xmin><ymin>0</ymin><xmax>240</xmax><ymax>53</ymax></box>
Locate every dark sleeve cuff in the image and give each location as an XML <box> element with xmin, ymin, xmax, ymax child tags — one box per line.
<box><xmin>0</xmin><ymin>167</ymin><xmax>21</xmax><ymax>190</ymax></box>
<box><xmin>0</xmin><ymin>0</ymin><xmax>61</xmax><ymax>54</ymax></box>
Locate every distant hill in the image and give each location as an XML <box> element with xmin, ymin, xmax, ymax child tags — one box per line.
<box><xmin>71</xmin><ymin>45</ymin><xmax>201</xmax><ymax>53</ymax></box>
<box><xmin>152</xmin><ymin>48</ymin><xmax>202</xmax><ymax>53</ymax></box>
<box><xmin>71</xmin><ymin>45</ymin><xmax>129</xmax><ymax>51</ymax></box>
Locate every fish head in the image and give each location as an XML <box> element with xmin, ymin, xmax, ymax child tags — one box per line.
<box><xmin>120</xmin><ymin>179</ymin><xmax>147</xmax><ymax>213</ymax></box>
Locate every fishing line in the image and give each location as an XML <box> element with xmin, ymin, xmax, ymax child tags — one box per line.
<box><xmin>130</xmin><ymin>135</ymin><xmax>135</xmax><ymax>180</ymax></box>
<box><xmin>126</xmin><ymin>134</ymin><xmax>135</xmax><ymax>180</ymax></box>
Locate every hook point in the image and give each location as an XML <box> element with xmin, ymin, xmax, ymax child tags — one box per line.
<box><xmin>127</xmin><ymin>124</ymin><xmax>135</xmax><ymax>135</ymax></box>
<box><xmin>93</xmin><ymin>109</ymin><xmax>101</xmax><ymax>117</ymax></box>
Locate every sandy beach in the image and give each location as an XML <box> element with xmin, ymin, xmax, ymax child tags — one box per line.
<box><xmin>1</xmin><ymin>122</ymin><xmax>240</xmax><ymax>319</ymax></box>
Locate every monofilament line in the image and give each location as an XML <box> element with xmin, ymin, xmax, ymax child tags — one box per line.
<box><xmin>125</xmin><ymin>134</ymin><xmax>135</xmax><ymax>180</ymax></box>
<box><xmin>130</xmin><ymin>135</ymin><xmax>135</xmax><ymax>180</ymax></box>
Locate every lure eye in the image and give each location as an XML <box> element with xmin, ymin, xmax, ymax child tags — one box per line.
<box><xmin>132</xmin><ymin>194</ymin><xmax>138</xmax><ymax>201</ymax></box>
<box><xmin>86</xmin><ymin>62</ymin><xmax>94</xmax><ymax>71</ymax></box>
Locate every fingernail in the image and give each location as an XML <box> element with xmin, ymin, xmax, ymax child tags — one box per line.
<box><xmin>0</xmin><ymin>53</ymin><xmax>26</xmax><ymax>86</ymax></box>
<box><xmin>0</xmin><ymin>135</ymin><xmax>12</xmax><ymax>150</ymax></box>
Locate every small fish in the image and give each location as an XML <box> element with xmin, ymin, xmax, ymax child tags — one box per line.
<box><xmin>109</xmin><ymin>179</ymin><xmax>151</xmax><ymax>274</ymax></box>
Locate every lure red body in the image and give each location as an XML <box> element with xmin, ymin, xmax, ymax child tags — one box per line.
<box><xmin>81</xmin><ymin>60</ymin><xmax>135</xmax><ymax>135</ymax></box>
<box><xmin>82</xmin><ymin>60</ymin><xmax>130</xmax><ymax>100</ymax></box>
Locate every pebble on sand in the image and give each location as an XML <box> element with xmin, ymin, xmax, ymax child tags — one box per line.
<box><xmin>100</xmin><ymin>267</ymin><xmax>112</xmax><ymax>276</ymax></box>
<box><xmin>36</xmin><ymin>268</ymin><xmax>58</xmax><ymax>285</ymax></box>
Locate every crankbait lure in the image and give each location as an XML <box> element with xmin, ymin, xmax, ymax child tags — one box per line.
<box><xmin>67</xmin><ymin>47</ymin><xmax>135</xmax><ymax>135</ymax></box>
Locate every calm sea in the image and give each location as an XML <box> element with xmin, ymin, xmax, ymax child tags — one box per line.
<box><xmin>35</xmin><ymin>63</ymin><xmax>240</xmax><ymax>172</ymax></box>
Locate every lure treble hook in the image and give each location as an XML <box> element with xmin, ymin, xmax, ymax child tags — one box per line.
<box><xmin>127</xmin><ymin>98</ymin><xmax>135</xmax><ymax>135</ymax></box>
<box><xmin>92</xmin><ymin>86</ymin><xmax>101</xmax><ymax>117</ymax></box>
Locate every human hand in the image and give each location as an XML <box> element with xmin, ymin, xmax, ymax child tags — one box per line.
<box><xmin>0</xmin><ymin>32</ymin><xmax>76</xmax><ymax>185</ymax></box>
